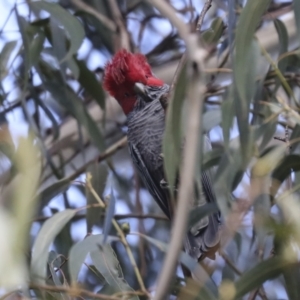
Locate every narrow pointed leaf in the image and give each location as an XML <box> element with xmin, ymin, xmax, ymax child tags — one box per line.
<box><xmin>30</xmin><ymin>1</ymin><xmax>84</xmax><ymax>62</ymax></box>
<box><xmin>31</xmin><ymin>209</ymin><xmax>76</xmax><ymax>283</ymax></box>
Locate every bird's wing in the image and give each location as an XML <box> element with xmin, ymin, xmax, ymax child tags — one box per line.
<box><xmin>185</xmin><ymin>135</ymin><xmax>221</xmax><ymax>260</ymax></box>
<box><xmin>128</xmin><ymin>142</ymin><xmax>172</xmax><ymax>219</ymax></box>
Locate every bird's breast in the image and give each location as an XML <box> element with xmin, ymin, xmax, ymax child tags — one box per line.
<box><xmin>127</xmin><ymin>100</ymin><xmax>165</xmax><ymax>170</ymax></box>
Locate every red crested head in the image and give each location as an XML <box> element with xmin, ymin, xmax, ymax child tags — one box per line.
<box><xmin>103</xmin><ymin>50</ymin><xmax>164</xmax><ymax>115</ymax></box>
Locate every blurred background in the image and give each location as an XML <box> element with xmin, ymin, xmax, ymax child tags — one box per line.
<box><xmin>0</xmin><ymin>0</ymin><xmax>299</xmax><ymax>299</ymax></box>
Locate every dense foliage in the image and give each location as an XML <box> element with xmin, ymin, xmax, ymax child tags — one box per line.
<box><xmin>0</xmin><ymin>0</ymin><xmax>300</xmax><ymax>299</ymax></box>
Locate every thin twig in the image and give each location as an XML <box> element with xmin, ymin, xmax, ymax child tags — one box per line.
<box><xmin>220</xmin><ymin>251</ymin><xmax>242</xmax><ymax>275</ymax></box>
<box><xmin>34</xmin><ymin>212</ymin><xmax>168</xmax><ymax>222</ymax></box>
<box><xmin>29</xmin><ymin>283</ymin><xmax>120</xmax><ymax>300</ymax></box>
<box><xmin>67</xmin><ymin>136</ymin><xmax>127</xmax><ymax>181</ymax></box>
<box><xmin>85</xmin><ymin>174</ymin><xmax>149</xmax><ymax>297</ymax></box>
<box><xmin>108</xmin><ymin>0</ymin><xmax>131</xmax><ymax>50</ymax></box>
<box><xmin>196</xmin><ymin>0</ymin><xmax>213</xmax><ymax>31</ymax></box>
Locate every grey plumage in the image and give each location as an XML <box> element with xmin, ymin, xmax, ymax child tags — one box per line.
<box><xmin>127</xmin><ymin>83</ymin><xmax>221</xmax><ymax>260</ymax></box>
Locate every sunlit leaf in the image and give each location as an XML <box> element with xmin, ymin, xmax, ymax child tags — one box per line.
<box><xmin>252</xmin><ymin>144</ymin><xmax>286</xmax><ymax>177</ymax></box>
<box><xmin>0</xmin><ymin>135</ymin><xmax>40</xmax><ymax>289</ymax></box>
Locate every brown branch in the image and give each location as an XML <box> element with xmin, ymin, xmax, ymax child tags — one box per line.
<box><xmin>196</xmin><ymin>0</ymin><xmax>213</xmax><ymax>31</ymax></box>
<box><xmin>108</xmin><ymin>0</ymin><xmax>131</xmax><ymax>50</ymax></box>
<box><xmin>150</xmin><ymin>0</ymin><xmax>212</xmax><ymax>298</ymax></box>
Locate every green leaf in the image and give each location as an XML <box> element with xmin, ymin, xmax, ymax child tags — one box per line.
<box><xmin>90</xmin><ymin>244</ymin><xmax>138</xmax><ymax>299</ymax></box>
<box><xmin>29</xmin><ymin>31</ymin><xmax>45</xmax><ymax>67</ymax></box>
<box><xmin>0</xmin><ymin>40</ymin><xmax>17</xmax><ymax>79</ymax></box>
<box><xmin>201</xmin><ymin>17</ymin><xmax>224</xmax><ymax>45</ymax></box>
<box><xmin>69</xmin><ymin>234</ymin><xmax>117</xmax><ymax>284</ymax></box>
<box><xmin>76</xmin><ymin>59</ymin><xmax>106</xmax><ymax>110</ymax></box>
<box><xmin>103</xmin><ymin>188</ymin><xmax>115</xmax><ymax>244</ymax></box>
<box><xmin>203</xmin><ymin>109</ymin><xmax>221</xmax><ymax>133</ymax></box>
<box><xmin>274</xmin><ymin>19</ymin><xmax>288</xmax><ymax>56</ymax></box>
<box><xmin>30</xmin><ymin>85</ymin><xmax>60</xmax><ymax>141</ymax></box>
<box><xmin>202</xmin><ymin>148</ymin><xmax>223</xmax><ymax>171</ymax></box>
<box><xmin>252</xmin><ymin>144</ymin><xmax>286</xmax><ymax>178</ymax></box>
<box><xmin>234</xmin><ymin>0</ymin><xmax>271</xmax><ymax>164</ymax></box>
<box><xmin>31</xmin><ymin>209</ymin><xmax>76</xmax><ymax>283</ymax></box>
<box><xmin>30</xmin><ymin>1</ymin><xmax>84</xmax><ymax>63</ymax></box>
<box><xmin>272</xmin><ymin>154</ymin><xmax>300</xmax><ymax>189</ymax></box>
<box><xmin>163</xmin><ymin>63</ymin><xmax>186</xmax><ymax>193</ymax></box>
<box><xmin>235</xmin><ymin>0</ymin><xmax>271</xmax><ymax>101</ymax></box>
<box><xmin>234</xmin><ymin>257</ymin><xmax>292</xmax><ymax>298</ymax></box>
<box><xmin>36</xmin><ymin>178</ymin><xmax>71</xmax><ymax>211</ymax></box>
<box><xmin>221</xmin><ymin>89</ymin><xmax>235</xmax><ymax>148</ymax></box>
<box><xmin>37</xmin><ymin>60</ymin><xmax>105</xmax><ymax>152</ymax></box>
<box><xmin>293</xmin><ymin>0</ymin><xmax>300</xmax><ymax>44</ymax></box>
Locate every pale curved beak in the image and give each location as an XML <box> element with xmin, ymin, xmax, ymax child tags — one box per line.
<box><xmin>134</xmin><ymin>82</ymin><xmax>146</xmax><ymax>95</ymax></box>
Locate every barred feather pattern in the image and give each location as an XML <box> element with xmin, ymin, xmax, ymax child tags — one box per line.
<box><xmin>127</xmin><ymin>84</ymin><xmax>221</xmax><ymax>261</ymax></box>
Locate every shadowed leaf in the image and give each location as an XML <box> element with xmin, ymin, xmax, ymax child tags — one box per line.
<box><xmin>31</xmin><ymin>1</ymin><xmax>84</xmax><ymax>63</ymax></box>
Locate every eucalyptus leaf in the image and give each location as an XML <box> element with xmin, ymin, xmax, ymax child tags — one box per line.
<box><xmin>31</xmin><ymin>1</ymin><xmax>84</xmax><ymax>62</ymax></box>
<box><xmin>36</xmin><ymin>178</ymin><xmax>71</xmax><ymax>212</ymax></box>
<box><xmin>203</xmin><ymin>109</ymin><xmax>222</xmax><ymax>133</ymax></box>
<box><xmin>31</xmin><ymin>209</ymin><xmax>76</xmax><ymax>283</ymax></box>
<box><xmin>37</xmin><ymin>60</ymin><xmax>105</xmax><ymax>152</ymax></box>
<box><xmin>76</xmin><ymin>59</ymin><xmax>106</xmax><ymax>110</ymax></box>
<box><xmin>235</xmin><ymin>257</ymin><xmax>293</xmax><ymax>298</ymax></box>
<box><xmin>234</xmin><ymin>0</ymin><xmax>271</xmax><ymax>164</ymax></box>
<box><xmin>163</xmin><ymin>63</ymin><xmax>186</xmax><ymax>193</ymax></box>
<box><xmin>68</xmin><ymin>234</ymin><xmax>118</xmax><ymax>284</ymax></box>
<box><xmin>0</xmin><ymin>40</ymin><xmax>17</xmax><ymax>79</ymax></box>
<box><xmin>103</xmin><ymin>188</ymin><xmax>115</xmax><ymax>244</ymax></box>
<box><xmin>90</xmin><ymin>244</ymin><xmax>138</xmax><ymax>299</ymax></box>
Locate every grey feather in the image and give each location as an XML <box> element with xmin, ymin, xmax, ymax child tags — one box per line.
<box><xmin>127</xmin><ymin>84</ymin><xmax>221</xmax><ymax>260</ymax></box>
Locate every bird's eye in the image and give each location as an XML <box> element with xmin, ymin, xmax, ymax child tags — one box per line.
<box><xmin>124</xmin><ymin>92</ymin><xmax>130</xmax><ymax>97</ymax></box>
<box><xmin>145</xmin><ymin>75</ymin><xmax>149</xmax><ymax>79</ymax></box>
